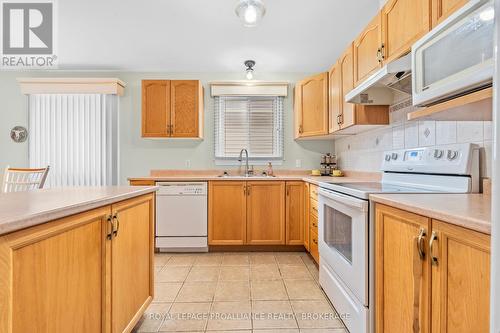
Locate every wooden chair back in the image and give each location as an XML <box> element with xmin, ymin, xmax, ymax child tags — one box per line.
<box><xmin>1</xmin><ymin>166</ymin><xmax>50</xmax><ymax>193</ymax></box>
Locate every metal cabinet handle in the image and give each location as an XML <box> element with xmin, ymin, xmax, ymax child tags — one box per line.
<box><xmin>312</xmin><ymin>206</ymin><xmax>318</xmax><ymax>213</ymax></box>
<box><xmin>312</xmin><ymin>238</ymin><xmax>318</xmax><ymax>245</ymax></box>
<box><xmin>429</xmin><ymin>232</ymin><xmax>438</xmax><ymax>266</ymax></box>
<box><xmin>286</xmin><ymin>186</ymin><xmax>290</xmax><ymax>196</ymax></box>
<box><xmin>416</xmin><ymin>228</ymin><xmax>426</xmax><ymax>260</ymax></box>
<box><xmin>247</xmin><ymin>185</ymin><xmax>251</xmax><ymax>196</ymax></box>
<box><xmin>106</xmin><ymin>214</ymin><xmax>114</xmax><ymax>240</ymax></box>
<box><xmin>112</xmin><ymin>213</ymin><xmax>120</xmax><ymax>237</ymax></box>
<box><xmin>298</xmin><ymin>125</ymin><xmax>303</xmax><ymax>134</ymax></box>
<box><xmin>377</xmin><ymin>48</ymin><xmax>382</xmax><ymax>62</ymax></box>
<box><xmin>243</xmin><ymin>185</ymin><xmax>247</xmax><ymax>195</ymax></box>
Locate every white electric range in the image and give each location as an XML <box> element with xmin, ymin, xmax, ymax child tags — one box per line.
<box><xmin>317</xmin><ymin>143</ymin><xmax>480</xmax><ymax>333</ymax></box>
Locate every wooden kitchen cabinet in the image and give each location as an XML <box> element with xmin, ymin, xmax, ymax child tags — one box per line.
<box><xmin>295</xmin><ymin>72</ymin><xmax>329</xmax><ymax>138</ymax></box>
<box><xmin>353</xmin><ymin>12</ymin><xmax>383</xmax><ymax>86</ymax></box>
<box><xmin>431</xmin><ymin>0</ymin><xmax>468</xmax><ymax>27</ymax></box>
<box><xmin>142</xmin><ymin>80</ymin><xmax>170</xmax><ymax>137</ymax></box>
<box><xmin>0</xmin><ymin>193</ymin><xmax>154</xmax><ymax>333</ymax></box>
<box><xmin>247</xmin><ymin>181</ymin><xmax>286</xmax><ymax>245</ymax></box>
<box><xmin>430</xmin><ymin>220</ymin><xmax>490</xmax><ymax>333</ymax></box>
<box><xmin>285</xmin><ymin>181</ymin><xmax>304</xmax><ymax>245</ymax></box>
<box><xmin>376</xmin><ymin>204</ymin><xmax>491</xmax><ymax>333</ymax></box>
<box><xmin>109</xmin><ymin>195</ymin><xmax>155</xmax><ymax>333</ymax></box>
<box><xmin>303</xmin><ymin>182</ymin><xmax>311</xmax><ymax>251</ymax></box>
<box><xmin>381</xmin><ymin>0</ymin><xmax>431</xmax><ymax>63</ymax></box>
<box><xmin>375</xmin><ymin>204</ymin><xmax>431</xmax><ymax>333</ymax></box>
<box><xmin>328</xmin><ymin>61</ymin><xmax>342</xmax><ymax>133</ymax></box>
<box><xmin>208</xmin><ymin>181</ymin><xmax>247</xmax><ymax>245</ymax></box>
<box><xmin>334</xmin><ymin>44</ymin><xmax>389</xmax><ymax>135</ymax></box>
<box><xmin>142</xmin><ymin>79</ymin><xmax>203</xmax><ymax>138</ymax></box>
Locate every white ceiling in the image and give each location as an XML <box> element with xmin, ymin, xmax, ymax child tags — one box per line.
<box><xmin>57</xmin><ymin>0</ymin><xmax>380</xmax><ymax>72</ymax></box>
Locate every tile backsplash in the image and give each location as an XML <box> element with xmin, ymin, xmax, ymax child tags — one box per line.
<box><xmin>335</xmin><ymin>98</ymin><xmax>493</xmax><ymax>178</ymax></box>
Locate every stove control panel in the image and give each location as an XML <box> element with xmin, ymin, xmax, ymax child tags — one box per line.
<box><xmin>381</xmin><ymin>143</ymin><xmax>478</xmax><ymax>175</ymax></box>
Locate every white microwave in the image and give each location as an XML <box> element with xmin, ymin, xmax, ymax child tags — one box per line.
<box><xmin>412</xmin><ymin>0</ymin><xmax>494</xmax><ymax>106</ymax></box>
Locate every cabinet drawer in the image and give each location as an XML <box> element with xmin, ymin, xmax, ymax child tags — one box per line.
<box><xmin>310</xmin><ymin>184</ymin><xmax>318</xmax><ymax>200</ymax></box>
<box><xmin>310</xmin><ymin>229</ymin><xmax>319</xmax><ymax>263</ymax></box>
<box><xmin>310</xmin><ymin>213</ymin><xmax>318</xmax><ymax>231</ymax></box>
<box><xmin>310</xmin><ymin>198</ymin><xmax>318</xmax><ymax>218</ymax></box>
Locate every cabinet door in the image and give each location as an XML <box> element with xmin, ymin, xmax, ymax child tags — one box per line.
<box><xmin>382</xmin><ymin>0</ymin><xmax>431</xmax><ymax>63</ymax></box>
<box><xmin>142</xmin><ymin>80</ymin><xmax>170</xmax><ymax>137</ymax></box>
<box><xmin>430</xmin><ymin>220</ymin><xmax>490</xmax><ymax>333</ymax></box>
<box><xmin>170</xmin><ymin>80</ymin><xmax>202</xmax><ymax>138</ymax></box>
<box><xmin>110</xmin><ymin>194</ymin><xmax>154</xmax><ymax>333</ymax></box>
<box><xmin>354</xmin><ymin>12</ymin><xmax>382</xmax><ymax>86</ymax></box>
<box><xmin>303</xmin><ymin>182</ymin><xmax>310</xmax><ymax>251</ymax></box>
<box><xmin>431</xmin><ymin>0</ymin><xmax>468</xmax><ymax>27</ymax></box>
<box><xmin>339</xmin><ymin>44</ymin><xmax>356</xmax><ymax>129</ymax></box>
<box><xmin>285</xmin><ymin>181</ymin><xmax>304</xmax><ymax>245</ymax></box>
<box><xmin>0</xmin><ymin>206</ymin><xmax>110</xmax><ymax>333</ymax></box>
<box><xmin>247</xmin><ymin>181</ymin><xmax>286</xmax><ymax>245</ymax></box>
<box><xmin>375</xmin><ymin>204</ymin><xmax>431</xmax><ymax>333</ymax></box>
<box><xmin>208</xmin><ymin>181</ymin><xmax>247</xmax><ymax>245</ymax></box>
<box><xmin>328</xmin><ymin>62</ymin><xmax>342</xmax><ymax>133</ymax></box>
<box><xmin>296</xmin><ymin>72</ymin><xmax>329</xmax><ymax>137</ymax></box>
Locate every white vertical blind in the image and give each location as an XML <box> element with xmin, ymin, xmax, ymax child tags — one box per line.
<box><xmin>214</xmin><ymin>96</ymin><xmax>283</xmax><ymax>162</ymax></box>
<box><xmin>28</xmin><ymin>93</ymin><xmax>118</xmax><ymax>187</ymax></box>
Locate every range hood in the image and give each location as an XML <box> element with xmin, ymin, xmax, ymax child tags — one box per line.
<box><xmin>345</xmin><ymin>53</ymin><xmax>412</xmax><ymax>105</ymax></box>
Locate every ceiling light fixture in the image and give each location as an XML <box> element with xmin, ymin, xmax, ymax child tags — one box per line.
<box><xmin>235</xmin><ymin>0</ymin><xmax>266</xmax><ymax>27</ymax></box>
<box><xmin>244</xmin><ymin>60</ymin><xmax>256</xmax><ymax>80</ymax></box>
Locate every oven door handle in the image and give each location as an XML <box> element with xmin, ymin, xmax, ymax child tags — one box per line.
<box><xmin>318</xmin><ymin>188</ymin><xmax>368</xmax><ymax>212</ymax></box>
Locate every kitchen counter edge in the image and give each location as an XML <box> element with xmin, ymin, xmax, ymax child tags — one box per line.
<box><xmin>0</xmin><ymin>186</ymin><xmax>159</xmax><ymax>236</ymax></box>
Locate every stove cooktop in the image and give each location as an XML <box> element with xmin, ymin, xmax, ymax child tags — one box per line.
<box><xmin>319</xmin><ymin>181</ymin><xmax>437</xmax><ymax>199</ymax></box>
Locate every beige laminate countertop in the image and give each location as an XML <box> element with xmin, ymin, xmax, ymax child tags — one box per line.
<box><xmin>128</xmin><ymin>175</ymin><xmax>379</xmax><ymax>186</ymax></box>
<box><xmin>0</xmin><ymin>186</ymin><xmax>158</xmax><ymax>236</ymax></box>
<box><xmin>370</xmin><ymin>193</ymin><xmax>491</xmax><ymax>235</ymax></box>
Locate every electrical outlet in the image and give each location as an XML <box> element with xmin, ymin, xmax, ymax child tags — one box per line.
<box><xmin>185</xmin><ymin>160</ymin><xmax>191</xmax><ymax>168</ymax></box>
<box><xmin>295</xmin><ymin>159</ymin><xmax>301</xmax><ymax>168</ymax></box>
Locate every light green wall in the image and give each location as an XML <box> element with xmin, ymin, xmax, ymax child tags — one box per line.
<box><xmin>0</xmin><ymin>72</ymin><xmax>334</xmax><ymax>184</ymax></box>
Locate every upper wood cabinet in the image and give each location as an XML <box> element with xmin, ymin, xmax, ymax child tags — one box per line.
<box><xmin>295</xmin><ymin>72</ymin><xmax>329</xmax><ymax>138</ymax></box>
<box><xmin>335</xmin><ymin>44</ymin><xmax>389</xmax><ymax>134</ymax></box>
<box><xmin>142</xmin><ymin>80</ymin><xmax>170</xmax><ymax>137</ymax></box>
<box><xmin>381</xmin><ymin>0</ymin><xmax>431</xmax><ymax>63</ymax></box>
<box><xmin>247</xmin><ymin>181</ymin><xmax>286</xmax><ymax>245</ymax></box>
<box><xmin>375</xmin><ymin>204</ymin><xmax>431</xmax><ymax>333</ymax></box>
<box><xmin>328</xmin><ymin>61</ymin><xmax>342</xmax><ymax>133</ymax></box>
<box><xmin>142</xmin><ymin>80</ymin><xmax>203</xmax><ymax>138</ymax></box>
<box><xmin>354</xmin><ymin>12</ymin><xmax>383</xmax><ymax>86</ymax></box>
<box><xmin>376</xmin><ymin>204</ymin><xmax>491</xmax><ymax>333</ymax></box>
<box><xmin>430</xmin><ymin>219</ymin><xmax>490</xmax><ymax>333</ymax></box>
<box><xmin>285</xmin><ymin>181</ymin><xmax>304</xmax><ymax>245</ymax></box>
<box><xmin>208</xmin><ymin>181</ymin><xmax>247</xmax><ymax>245</ymax></box>
<box><xmin>431</xmin><ymin>0</ymin><xmax>468</xmax><ymax>27</ymax></box>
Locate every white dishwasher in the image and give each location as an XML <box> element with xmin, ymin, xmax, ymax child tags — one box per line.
<box><xmin>155</xmin><ymin>182</ymin><xmax>208</xmax><ymax>252</ymax></box>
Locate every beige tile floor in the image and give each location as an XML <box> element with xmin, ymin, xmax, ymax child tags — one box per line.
<box><xmin>133</xmin><ymin>252</ymin><xmax>348</xmax><ymax>333</ymax></box>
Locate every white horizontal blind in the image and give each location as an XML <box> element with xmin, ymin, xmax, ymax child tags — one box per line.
<box><xmin>28</xmin><ymin>94</ymin><xmax>118</xmax><ymax>187</ymax></box>
<box><xmin>215</xmin><ymin>96</ymin><xmax>283</xmax><ymax>161</ymax></box>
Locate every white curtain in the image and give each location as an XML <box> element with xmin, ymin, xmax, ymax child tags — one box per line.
<box><xmin>28</xmin><ymin>93</ymin><xmax>118</xmax><ymax>187</ymax></box>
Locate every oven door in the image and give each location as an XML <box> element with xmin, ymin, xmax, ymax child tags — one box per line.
<box><xmin>318</xmin><ymin>188</ymin><xmax>369</xmax><ymax>305</ymax></box>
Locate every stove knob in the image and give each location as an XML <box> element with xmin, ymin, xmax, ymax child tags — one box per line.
<box><xmin>433</xmin><ymin>149</ymin><xmax>444</xmax><ymax>159</ymax></box>
<box><xmin>391</xmin><ymin>153</ymin><xmax>398</xmax><ymax>160</ymax></box>
<box><xmin>385</xmin><ymin>154</ymin><xmax>391</xmax><ymax>161</ymax></box>
<box><xmin>447</xmin><ymin>150</ymin><xmax>459</xmax><ymax>161</ymax></box>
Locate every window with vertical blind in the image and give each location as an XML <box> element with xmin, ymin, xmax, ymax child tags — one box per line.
<box><xmin>214</xmin><ymin>96</ymin><xmax>284</xmax><ymax>164</ymax></box>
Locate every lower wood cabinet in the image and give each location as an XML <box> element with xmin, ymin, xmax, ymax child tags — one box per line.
<box><xmin>375</xmin><ymin>203</ymin><xmax>490</xmax><ymax>333</ymax></box>
<box><xmin>247</xmin><ymin>181</ymin><xmax>285</xmax><ymax>245</ymax></box>
<box><xmin>0</xmin><ymin>194</ymin><xmax>154</xmax><ymax>333</ymax></box>
<box><xmin>303</xmin><ymin>182</ymin><xmax>311</xmax><ymax>251</ymax></box>
<box><xmin>285</xmin><ymin>181</ymin><xmax>304</xmax><ymax>245</ymax></box>
<box><xmin>208</xmin><ymin>181</ymin><xmax>303</xmax><ymax>246</ymax></box>
<box><xmin>208</xmin><ymin>181</ymin><xmax>247</xmax><ymax>245</ymax></box>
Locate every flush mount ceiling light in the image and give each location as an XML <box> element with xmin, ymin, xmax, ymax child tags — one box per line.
<box><xmin>244</xmin><ymin>60</ymin><xmax>256</xmax><ymax>80</ymax></box>
<box><xmin>235</xmin><ymin>0</ymin><xmax>266</xmax><ymax>27</ymax></box>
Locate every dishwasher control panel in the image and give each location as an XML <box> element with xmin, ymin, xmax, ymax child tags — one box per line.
<box><xmin>157</xmin><ymin>182</ymin><xmax>207</xmax><ymax>196</ymax></box>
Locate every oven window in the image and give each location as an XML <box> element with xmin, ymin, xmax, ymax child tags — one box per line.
<box><xmin>324</xmin><ymin>205</ymin><xmax>352</xmax><ymax>264</ymax></box>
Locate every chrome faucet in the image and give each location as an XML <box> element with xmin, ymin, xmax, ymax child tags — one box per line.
<box><xmin>238</xmin><ymin>149</ymin><xmax>251</xmax><ymax>176</ymax></box>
